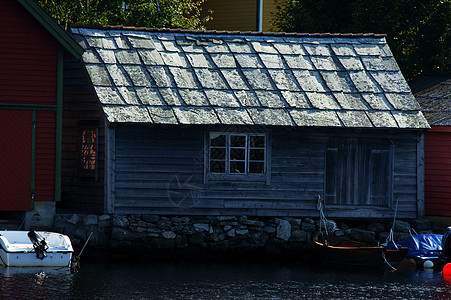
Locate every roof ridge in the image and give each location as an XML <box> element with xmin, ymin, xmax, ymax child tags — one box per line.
<box><xmin>69</xmin><ymin>24</ymin><xmax>386</xmax><ymax>39</ymax></box>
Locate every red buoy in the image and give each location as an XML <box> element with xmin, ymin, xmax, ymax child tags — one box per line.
<box><xmin>444</xmin><ymin>263</ymin><xmax>451</xmax><ymax>277</ymax></box>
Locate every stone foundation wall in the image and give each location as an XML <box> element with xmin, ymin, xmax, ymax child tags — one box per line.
<box><xmin>53</xmin><ymin>214</ymin><xmax>438</xmax><ymax>259</ymax></box>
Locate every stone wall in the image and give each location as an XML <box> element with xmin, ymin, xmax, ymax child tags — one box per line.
<box><xmin>53</xmin><ymin>214</ymin><xmax>437</xmax><ymax>259</ymax></box>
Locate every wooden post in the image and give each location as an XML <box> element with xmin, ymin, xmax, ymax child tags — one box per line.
<box><xmin>105</xmin><ymin>124</ymin><xmax>116</xmax><ymax>214</ymax></box>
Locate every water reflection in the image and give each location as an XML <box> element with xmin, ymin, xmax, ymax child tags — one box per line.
<box><xmin>1</xmin><ymin>261</ymin><xmax>450</xmax><ymax>299</ymax></box>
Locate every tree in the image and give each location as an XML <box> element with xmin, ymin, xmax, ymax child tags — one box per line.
<box><xmin>272</xmin><ymin>0</ymin><xmax>450</xmax><ymax>81</ymax></box>
<box><xmin>38</xmin><ymin>0</ymin><xmax>210</xmax><ymax>30</ymax></box>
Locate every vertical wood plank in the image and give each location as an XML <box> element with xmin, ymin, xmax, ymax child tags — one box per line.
<box><xmin>105</xmin><ymin>125</ymin><xmax>116</xmax><ymax>213</ymax></box>
<box><xmin>417</xmin><ymin>132</ymin><xmax>425</xmax><ymax>218</ymax></box>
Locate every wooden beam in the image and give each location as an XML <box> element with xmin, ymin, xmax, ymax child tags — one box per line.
<box><xmin>105</xmin><ymin>124</ymin><xmax>116</xmax><ymax>213</ymax></box>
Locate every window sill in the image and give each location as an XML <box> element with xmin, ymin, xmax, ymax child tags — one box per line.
<box><xmin>206</xmin><ymin>173</ymin><xmax>268</xmax><ymax>184</ymax></box>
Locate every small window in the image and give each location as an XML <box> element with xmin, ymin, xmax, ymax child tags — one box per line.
<box><xmin>208</xmin><ymin>132</ymin><xmax>266</xmax><ymax>176</ymax></box>
<box><xmin>80</xmin><ymin>128</ymin><xmax>97</xmax><ymax>172</ymax></box>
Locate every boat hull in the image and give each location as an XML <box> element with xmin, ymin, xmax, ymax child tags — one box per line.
<box><xmin>0</xmin><ymin>231</ymin><xmax>73</xmax><ymax>267</ymax></box>
<box><xmin>313</xmin><ymin>232</ymin><xmax>408</xmax><ymax>268</ymax></box>
<box><xmin>0</xmin><ymin>250</ymin><xmax>72</xmax><ymax>267</ymax></box>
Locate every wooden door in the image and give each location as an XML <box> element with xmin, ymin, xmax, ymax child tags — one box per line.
<box><xmin>0</xmin><ymin>110</ymin><xmax>32</xmax><ymax>210</ymax></box>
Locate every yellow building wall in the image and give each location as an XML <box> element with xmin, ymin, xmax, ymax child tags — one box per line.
<box><xmin>262</xmin><ymin>0</ymin><xmax>278</xmax><ymax>32</ymax></box>
<box><xmin>202</xmin><ymin>0</ymin><xmax>278</xmax><ymax>32</ymax></box>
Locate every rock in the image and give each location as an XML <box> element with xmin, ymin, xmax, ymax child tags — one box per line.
<box><xmin>339</xmin><ymin>223</ymin><xmax>350</xmax><ymax>230</ymax></box>
<box><xmin>226</xmin><ymin>229</ymin><xmax>236</xmax><ymax>238</ymax></box>
<box><xmin>334</xmin><ymin>230</ymin><xmax>346</xmax><ymax>237</ymax></box>
<box><xmin>290</xmin><ymin>230</ymin><xmax>307</xmax><ymax>242</ymax></box>
<box><xmin>83</xmin><ymin>215</ymin><xmax>99</xmax><ymax>225</ymax></box>
<box><xmin>67</xmin><ymin>214</ymin><xmax>79</xmax><ymax>225</ymax></box>
<box><xmin>142</xmin><ymin>215</ymin><xmax>159</xmax><ymax>223</ymax></box>
<box><xmin>239</xmin><ymin>219</ymin><xmax>265</xmax><ymax>227</ymax></box>
<box><xmin>301</xmin><ymin>222</ymin><xmax>316</xmax><ymax>233</ymax></box>
<box><xmin>113</xmin><ymin>215</ymin><xmax>129</xmax><ymax>227</ymax></box>
<box><xmin>162</xmin><ymin>231</ymin><xmax>176</xmax><ymax>239</ymax></box>
<box><xmin>276</xmin><ymin>220</ymin><xmax>291</xmax><ymax>241</ymax></box>
<box><xmin>98</xmin><ymin>215</ymin><xmax>111</xmax><ymax>227</ymax></box>
<box><xmin>146</xmin><ymin>225</ymin><xmax>160</xmax><ymax>234</ymax></box>
<box><xmin>132</xmin><ymin>226</ymin><xmax>146</xmax><ymax>233</ymax></box>
<box><xmin>350</xmin><ymin>228</ymin><xmax>375</xmax><ymax>244</ymax></box>
<box><xmin>378</xmin><ymin>232</ymin><xmax>410</xmax><ymax>242</ymax></box>
<box><xmin>249</xmin><ymin>231</ymin><xmax>268</xmax><ymax>246</ymax></box>
<box><xmin>218</xmin><ymin>216</ymin><xmax>237</xmax><ymax>222</ymax></box>
<box><xmin>410</xmin><ymin>219</ymin><xmax>432</xmax><ymax>231</ymax></box>
<box><xmin>394</xmin><ymin>220</ymin><xmax>411</xmax><ymax>233</ymax></box>
<box><xmin>194</xmin><ymin>223</ymin><xmax>210</xmax><ymax>233</ymax></box>
<box><xmin>236</xmin><ymin>229</ymin><xmax>249</xmax><ymax>236</ymax></box>
<box><xmin>367</xmin><ymin>223</ymin><xmax>385</xmax><ymax>234</ymax></box>
<box><xmin>264</xmin><ymin>226</ymin><xmax>276</xmax><ymax>234</ymax></box>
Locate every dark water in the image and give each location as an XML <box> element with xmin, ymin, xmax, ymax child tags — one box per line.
<box><xmin>1</xmin><ymin>260</ymin><xmax>450</xmax><ymax>299</ymax></box>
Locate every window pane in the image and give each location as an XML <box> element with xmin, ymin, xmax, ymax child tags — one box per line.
<box><xmin>210</xmin><ymin>134</ymin><xmax>226</xmax><ymax>147</ymax></box>
<box><xmin>250</xmin><ymin>135</ymin><xmax>265</xmax><ymax>148</ymax></box>
<box><xmin>249</xmin><ymin>162</ymin><xmax>264</xmax><ymax>174</ymax></box>
<box><xmin>230</xmin><ymin>148</ymin><xmax>245</xmax><ymax>160</ymax></box>
<box><xmin>210</xmin><ymin>160</ymin><xmax>225</xmax><ymax>173</ymax></box>
<box><xmin>210</xmin><ymin>147</ymin><xmax>226</xmax><ymax>160</ymax></box>
<box><xmin>230</xmin><ymin>135</ymin><xmax>246</xmax><ymax>147</ymax></box>
<box><xmin>230</xmin><ymin>161</ymin><xmax>245</xmax><ymax>173</ymax></box>
<box><xmin>249</xmin><ymin>149</ymin><xmax>264</xmax><ymax>161</ymax></box>
<box><xmin>81</xmin><ymin>129</ymin><xmax>96</xmax><ymax>171</ymax></box>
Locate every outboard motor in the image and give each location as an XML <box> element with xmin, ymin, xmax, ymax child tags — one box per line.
<box><xmin>27</xmin><ymin>230</ymin><xmax>48</xmax><ymax>260</ymax></box>
<box><xmin>443</xmin><ymin>227</ymin><xmax>451</xmax><ymax>262</ymax></box>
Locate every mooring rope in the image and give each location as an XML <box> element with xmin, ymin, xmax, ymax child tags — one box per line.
<box><xmin>316</xmin><ymin>195</ymin><xmax>337</xmax><ymax>235</ymax></box>
<box><xmin>386</xmin><ymin>196</ymin><xmax>400</xmax><ymax>244</ymax></box>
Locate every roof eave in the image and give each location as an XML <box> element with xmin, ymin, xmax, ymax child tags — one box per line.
<box><xmin>16</xmin><ymin>0</ymin><xmax>84</xmax><ymax>58</ymax></box>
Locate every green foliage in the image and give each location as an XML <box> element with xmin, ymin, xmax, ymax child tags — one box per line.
<box><xmin>38</xmin><ymin>0</ymin><xmax>209</xmax><ymax>30</ymax></box>
<box><xmin>272</xmin><ymin>0</ymin><xmax>450</xmax><ymax>80</ymax></box>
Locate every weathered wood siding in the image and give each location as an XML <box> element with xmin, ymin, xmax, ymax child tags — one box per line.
<box><xmin>108</xmin><ymin>126</ymin><xmax>421</xmax><ymax>218</ymax></box>
<box><xmin>424</xmin><ymin>127</ymin><xmax>451</xmax><ymax>216</ymax></box>
<box><xmin>61</xmin><ymin>59</ymin><xmax>105</xmax><ymax>212</ymax></box>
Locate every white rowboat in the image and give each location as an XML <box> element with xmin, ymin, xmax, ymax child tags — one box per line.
<box><xmin>0</xmin><ymin>231</ymin><xmax>73</xmax><ymax>267</ymax></box>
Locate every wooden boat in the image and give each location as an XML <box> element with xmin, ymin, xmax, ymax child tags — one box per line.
<box><xmin>0</xmin><ymin>230</ymin><xmax>73</xmax><ymax>267</ymax></box>
<box><xmin>313</xmin><ymin>232</ymin><xmax>408</xmax><ymax>268</ymax></box>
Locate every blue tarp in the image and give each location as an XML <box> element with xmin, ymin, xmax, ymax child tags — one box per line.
<box><xmin>386</xmin><ymin>234</ymin><xmax>443</xmax><ymax>259</ymax></box>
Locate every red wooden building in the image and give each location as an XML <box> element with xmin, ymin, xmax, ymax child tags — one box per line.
<box><xmin>415</xmin><ymin>78</ymin><xmax>451</xmax><ymax>219</ymax></box>
<box><xmin>0</xmin><ymin>0</ymin><xmax>82</xmax><ymax>225</ymax></box>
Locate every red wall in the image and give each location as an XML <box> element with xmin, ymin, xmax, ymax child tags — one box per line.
<box><xmin>0</xmin><ymin>0</ymin><xmax>58</xmax><ymax>207</ymax></box>
<box><xmin>0</xmin><ymin>0</ymin><xmax>58</xmax><ymax>105</ymax></box>
<box><xmin>424</xmin><ymin>127</ymin><xmax>451</xmax><ymax>216</ymax></box>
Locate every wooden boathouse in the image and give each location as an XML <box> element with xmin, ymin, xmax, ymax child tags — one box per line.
<box><xmin>0</xmin><ymin>0</ymin><xmax>82</xmax><ymax>223</ymax></box>
<box><xmin>62</xmin><ymin>25</ymin><xmax>429</xmax><ymax>219</ymax></box>
<box><xmin>415</xmin><ymin>78</ymin><xmax>451</xmax><ymax>218</ymax></box>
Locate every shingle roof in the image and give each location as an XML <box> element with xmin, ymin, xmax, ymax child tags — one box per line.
<box><xmin>70</xmin><ymin>25</ymin><xmax>429</xmax><ymax>129</ymax></box>
<box><xmin>415</xmin><ymin>78</ymin><xmax>451</xmax><ymax>126</ymax></box>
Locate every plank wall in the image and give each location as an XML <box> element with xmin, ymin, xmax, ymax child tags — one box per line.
<box><xmin>424</xmin><ymin>128</ymin><xmax>451</xmax><ymax>216</ymax></box>
<box><xmin>61</xmin><ymin>59</ymin><xmax>105</xmax><ymax>212</ymax></box>
<box><xmin>108</xmin><ymin>125</ymin><xmax>421</xmax><ymax>218</ymax></box>
<box><xmin>0</xmin><ymin>0</ymin><xmax>59</xmax><ymax>206</ymax></box>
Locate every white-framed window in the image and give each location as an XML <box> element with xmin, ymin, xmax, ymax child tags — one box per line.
<box><xmin>209</xmin><ymin>132</ymin><xmax>267</xmax><ymax>176</ymax></box>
